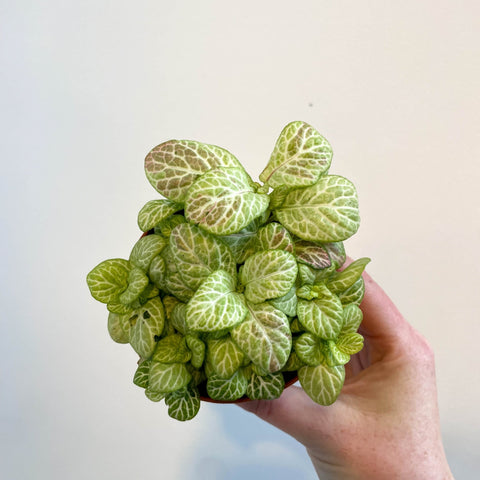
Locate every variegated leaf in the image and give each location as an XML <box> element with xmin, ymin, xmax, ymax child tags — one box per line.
<box><xmin>294</xmin><ymin>240</ymin><xmax>331</xmax><ymax>270</ymax></box>
<box><xmin>129</xmin><ymin>297</ymin><xmax>165</xmax><ymax>359</ymax></box>
<box><xmin>161</xmin><ymin>246</ymin><xmax>195</xmax><ymax>302</ymax></box>
<box><xmin>256</xmin><ymin>222</ymin><xmax>294</xmax><ymax>253</ymax></box>
<box><xmin>152</xmin><ymin>334</ymin><xmax>191</xmax><ymax>363</ymax></box>
<box><xmin>327</xmin><ymin>257</ymin><xmax>370</xmax><ymax>294</ymax></box>
<box><xmin>170</xmin><ymin>302</ymin><xmax>188</xmax><ymax>335</ymax></box>
<box><xmin>185</xmin><ymin>270</ymin><xmax>247</xmax><ymax>332</ymax></box>
<box><xmin>282</xmin><ymin>350</ymin><xmax>304</xmax><ymax>371</ymax></box>
<box><xmin>295</xmin><ymin>333</ymin><xmax>324</xmax><ymax>366</ymax></box>
<box><xmin>185</xmin><ymin>334</ymin><xmax>206</xmax><ymax>369</ymax></box>
<box><xmin>207</xmin><ymin>337</ymin><xmax>245</xmax><ymax>379</ymax></box>
<box><xmin>86</xmin><ymin>258</ymin><xmax>131</xmax><ymax>304</ymax></box>
<box><xmin>231</xmin><ymin>303</ymin><xmax>291</xmax><ymax>373</ymax></box>
<box><xmin>107</xmin><ymin>311</ymin><xmax>130</xmax><ymax>344</ymax></box>
<box><xmin>246</xmin><ymin>372</ymin><xmax>285</xmax><ymax>400</ymax></box>
<box><xmin>341</xmin><ymin>304</ymin><xmax>363</xmax><ymax>334</ymax></box>
<box><xmin>185</xmin><ymin>167</ymin><xmax>270</xmax><ymax>235</ymax></box>
<box><xmin>148</xmin><ymin>361</ymin><xmax>192</xmax><ymax>393</ymax></box>
<box><xmin>133</xmin><ymin>360</ymin><xmax>151</xmax><ymax>388</ymax></box>
<box><xmin>275</xmin><ymin>175</ymin><xmax>360</xmax><ymax>242</ymax></box>
<box><xmin>297</xmin><ymin>284</ymin><xmax>344</xmax><ymax>340</ymax></box>
<box><xmin>268</xmin><ymin>185</ymin><xmax>292</xmax><ymax>210</ymax></box>
<box><xmin>269</xmin><ymin>285</ymin><xmax>297</xmax><ymax>317</ymax></box>
<box><xmin>260</xmin><ymin>121</ymin><xmax>332</xmax><ymax>189</ymax></box>
<box><xmin>137</xmin><ymin>199</ymin><xmax>183</xmax><ymax>232</ymax></box>
<box><xmin>219</xmin><ymin>212</ymin><xmax>268</xmax><ymax>263</ymax></box>
<box><xmin>323</xmin><ymin>340</ymin><xmax>351</xmax><ymax>366</ymax></box>
<box><xmin>338</xmin><ymin>278</ymin><xmax>365</xmax><ymax>306</ymax></box>
<box><xmin>337</xmin><ymin>332</ymin><xmax>364</xmax><ymax>355</ymax></box>
<box><xmin>298</xmin><ymin>363</ymin><xmax>345</xmax><ymax>405</ymax></box>
<box><xmin>323</xmin><ymin>242</ymin><xmax>346</xmax><ymax>269</ymax></box>
<box><xmin>206</xmin><ymin>371</ymin><xmax>248</xmax><ymax>401</ymax></box>
<box><xmin>118</xmin><ymin>267</ymin><xmax>149</xmax><ymax>305</ymax></box>
<box><xmin>165</xmin><ymin>386</ymin><xmax>200</xmax><ymax>421</ymax></box>
<box><xmin>170</xmin><ymin>223</ymin><xmax>236</xmax><ymax>291</ymax></box>
<box><xmin>297</xmin><ymin>264</ymin><xmax>316</xmax><ymax>286</ymax></box>
<box><xmin>148</xmin><ymin>254</ymin><xmax>166</xmax><ymax>290</ymax></box>
<box><xmin>145</xmin><ymin>139</ymin><xmax>243</xmax><ymax>202</ymax></box>
<box><xmin>154</xmin><ymin>214</ymin><xmax>187</xmax><ymax>237</ymax></box>
<box><xmin>240</xmin><ymin>250</ymin><xmax>297</xmax><ymax>304</ymax></box>
<box><xmin>145</xmin><ymin>387</ymin><xmax>165</xmax><ymax>402</ymax></box>
<box><xmin>129</xmin><ymin>234</ymin><xmax>167</xmax><ymax>272</ymax></box>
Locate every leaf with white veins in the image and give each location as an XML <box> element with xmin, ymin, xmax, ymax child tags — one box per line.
<box><xmin>275</xmin><ymin>175</ymin><xmax>360</xmax><ymax>242</ymax></box>
<box><xmin>240</xmin><ymin>250</ymin><xmax>297</xmax><ymax>304</ymax></box>
<box><xmin>186</xmin><ymin>270</ymin><xmax>247</xmax><ymax>332</ymax></box>
<box><xmin>185</xmin><ymin>167</ymin><xmax>269</xmax><ymax>235</ymax></box>
<box><xmin>145</xmin><ymin>140</ymin><xmax>243</xmax><ymax>202</ymax></box>
<box><xmin>298</xmin><ymin>363</ymin><xmax>345</xmax><ymax>405</ymax></box>
<box><xmin>137</xmin><ymin>199</ymin><xmax>183</xmax><ymax>232</ymax></box>
<box><xmin>231</xmin><ymin>303</ymin><xmax>291</xmax><ymax>373</ymax></box>
<box><xmin>170</xmin><ymin>223</ymin><xmax>236</xmax><ymax>291</ymax></box>
<box><xmin>260</xmin><ymin>121</ymin><xmax>332</xmax><ymax>189</ymax></box>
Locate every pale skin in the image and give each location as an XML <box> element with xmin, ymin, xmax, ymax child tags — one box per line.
<box><xmin>240</xmin><ymin>269</ymin><xmax>454</xmax><ymax>479</ymax></box>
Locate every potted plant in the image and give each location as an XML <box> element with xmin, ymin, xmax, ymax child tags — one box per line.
<box><xmin>86</xmin><ymin>121</ymin><xmax>369</xmax><ymax>421</ymax></box>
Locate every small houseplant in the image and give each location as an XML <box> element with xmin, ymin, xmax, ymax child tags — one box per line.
<box><xmin>87</xmin><ymin>121</ymin><xmax>369</xmax><ymax>421</ymax></box>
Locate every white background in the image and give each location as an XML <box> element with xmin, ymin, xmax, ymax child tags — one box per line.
<box><xmin>1</xmin><ymin>1</ymin><xmax>479</xmax><ymax>478</ymax></box>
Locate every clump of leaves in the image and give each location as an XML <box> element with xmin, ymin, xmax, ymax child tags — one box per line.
<box><xmin>87</xmin><ymin>121</ymin><xmax>370</xmax><ymax>421</ymax></box>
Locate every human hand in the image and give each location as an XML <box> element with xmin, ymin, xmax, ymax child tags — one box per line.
<box><xmin>240</xmin><ymin>269</ymin><xmax>454</xmax><ymax>479</ymax></box>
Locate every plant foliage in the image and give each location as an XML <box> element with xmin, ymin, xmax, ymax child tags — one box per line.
<box><xmin>87</xmin><ymin>120</ymin><xmax>370</xmax><ymax>421</ymax></box>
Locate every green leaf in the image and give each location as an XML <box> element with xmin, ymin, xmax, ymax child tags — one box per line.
<box><xmin>185</xmin><ymin>167</ymin><xmax>270</xmax><ymax>235</ymax></box>
<box><xmin>256</xmin><ymin>222</ymin><xmax>294</xmax><ymax>253</ymax></box>
<box><xmin>269</xmin><ymin>285</ymin><xmax>297</xmax><ymax>317</ymax></box>
<box><xmin>161</xmin><ymin>246</ymin><xmax>196</xmax><ymax>302</ymax></box>
<box><xmin>338</xmin><ymin>278</ymin><xmax>365</xmax><ymax>306</ymax></box>
<box><xmin>118</xmin><ymin>267</ymin><xmax>149</xmax><ymax>305</ymax></box>
<box><xmin>246</xmin><ymin>372</ymin><xmax>285</xmax><ymax>400</ymax></box>
<box><xmin>298</xmin><ymin>363</ymin><xmax>345</xmax><ymax>406</ymax></box>
<box><xmin>327</xmin><ymin>257</ymin><xmax>370</xmax><ymax>294</ymax></box>
<box><xmin>107</xmin><ymin>311</ymin><xmax>130</xmax><ymax>344</ymax></box>
<box><xmin>165</xmin><ymin>386</ymin><xmax>200</xmax><ymax>421</ymax></box>
<box><xmin>185</xmin><ymin>334</ymin><xmax>206</xmax><ymax>369</ymax></box>
<box><xmin>148</xmin><ymin>361</ymin><xmax>192</xmax><ymax>393</ymax></box>
<box><xmin>323</xmin><ymin>242</ymin><xmax>346</xmax><ymax>269</ymax></box>
<box><xmin>295</xmin><ymin>333</ymin><xmax>324</xmax><ymax>366</ymax></box>
<box><xmin>297</xmin><ymin>284</ymin><xmax>344</xmax><ymax>340</ymax></box>
<box><xmin>152</xmin><ymin>334</ymin><xmax>191</xmax><ymax>363</ymax></box>
<box><xmin>129</xmin><ymin>234</ymin><xmax>167</xmax><ymax>272</ymax></box>
<box><xmin>297</xmin><ymin>264</ymin><xmax>316</xmax><ymax>286</ymax></box>
<box><xmin>219</xmin><ymin>212</ymin><xmax>269</xmax><ymax>263</ymax></box>
<box><xmin>170</xmin><ymin>223</ymin><xmax>236</xmax><ymax>291</ymax></box>
<box><xmin>231</xmin><ymin>303</ymin><xmax>291</xmax><ymax>373</ymax></box>
<box><xmin>324</xmin><ymin>340</ymin><xmax>351</xmax><ymax>366</ymax></box>
<box><xmin>260</xmin><ymin>121</ymin><xmax>332</xmax><ymax>189</ymax></box>
<box><xmin>133</xmin><ymin>360</ymin><xmax>151</xmax><ymax>388</ymax></box>
<box><xmin>154</xmin><ymin>214</ymin><xmax>187</xmax><ymax>237</ymax></box>
<box><xmin>240</xmin><ymin>250</ymin><xmax>298</xmax><ymax>304</ymax></box>
<box><xmin>148</xmin><ymin>254</ymin><xmax>166</xmax><ymax>289</ymax></box>
<box><xmin>207</xmin><ymin>337</ymin><xmax>245</xmax><ymax>379</ymax></box>
<box><xmin>337</xmin><ymin>332</ymin><xmax>364</xmax><ymax>355</ymax></box>
<box><xmin>186</xmin><ymin>270</ymin><xmax>247</xmax><ymax>332</ymax></box>
<box><xmin>275</xmin><ymin>175</ymin><xmax>360</xmax><ymax>242</ymax></box>
<box><xmin>170</xmin><ymin>302</ymin><xmax>188</xmax><ymax>335</ymax></box>
<box><xmin>282</xmin><ymin>350</ymin><xmax>304</xmax><ymax>371</ymax></box>
<box><xmin>341</xmin><ymin>304</ymin><xmax>363</xmax><ymax>335</ymax></box>
<box><xmin>145</xmin><ymin>387</ymin><xmax>165</xmax><ymax>402</ymax></box>
<box><xmin>137</xmin><ymin>199</ymin><xmax>183</xmax><ymax>232</ymax></box>
<box><xmin>129</xmin><ymin>297</ymin><xmax>165</xmax><ymax>359</ymax></box>
<box><xmin>294</xmin><ymin>240</ymin><xmax>331</xmax><ymax>270</ymax></box>
<box><xmin>145</xmin><ymin>139</ymin><xmax>243</xmax><ymax>202</ymax></box>
<box><xmin>206</xmin><ymin>371</ymin><xmax>248</xmax><ymax>401</ymax></box>
<box><xmin>268</xmin><ymin>185</ymin><xmax>292</xmax><ymax>210</ymax></box>
<box><xmin>106</xmin><ymin>302</ymin><xmax>135</xmax><ymax>315</ymax></box>
<box><xmin>87</xmin><ymin>258</ymin><xmax>131</xmax><ymax>304</ymax></box>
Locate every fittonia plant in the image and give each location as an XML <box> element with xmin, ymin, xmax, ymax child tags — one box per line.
<box><xmin>87</xmin><ymin>121</ymin><xmax>370</xmax><ymax>421</ymax></box>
